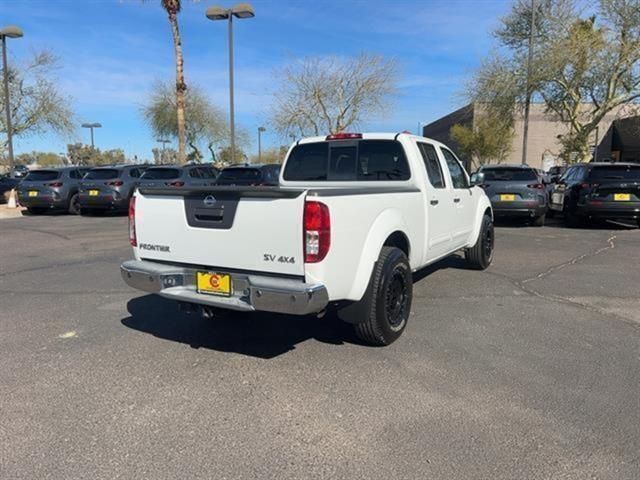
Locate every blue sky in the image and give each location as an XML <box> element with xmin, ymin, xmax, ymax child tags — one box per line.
<box><xmin>0</xmin><ymin>0</ymin><xmax>511</xmax><ymax>160</ymax></box>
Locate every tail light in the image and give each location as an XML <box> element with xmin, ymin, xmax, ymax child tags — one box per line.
<box><xmin>108</xmin><ymin>180</ymin><xmax>124</xmax><ymax>187</ymax></box>
<box><xmin>304</xmin><ymin>201</ymin><xmax>330</xmax><ymax>263</ymax></box>
<box><xmin>167</xmin><ymin>181</ymin><xmax>185</xmax><ymax>187</ymax></box>
<box><xmin>326</xmin><ymin>133</ymin><xmax>362</xmax><ymax>141</ymax></box>
<box><xmin>128</xmin><ymin>196</ymin><xmax>137</xmax><ymax>247</ymax></box>
<box><xmin>580</xmin><ymin>182</ymin><xmax>599</xmax><ymax>189</ymax></box>
<box><xmin>527</xmin><ymin>183</ymin><xmax>545</xmax><ymax>190</ymax></box>
<box><xmin>48</xmin><ymin>182</ymin><xmax>63</xmax><ymax>187</ymax></box>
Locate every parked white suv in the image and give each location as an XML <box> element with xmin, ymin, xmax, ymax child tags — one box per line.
<box><xmin>121</xmin><ymin>132</ymin><xmax>494</xmax><ymax>345</ymax></box>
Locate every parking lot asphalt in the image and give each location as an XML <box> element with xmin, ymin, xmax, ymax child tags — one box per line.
<box><xmin>1</xmin><ymin>214</ymin><xmax>639</xmax><ymax>480</ymax></box>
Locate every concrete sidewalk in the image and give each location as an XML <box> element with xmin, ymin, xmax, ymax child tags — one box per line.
<box><xmin>0</xmin><ymin>204</ymin><xmax>26</xmax><ymax>219</ymax></box>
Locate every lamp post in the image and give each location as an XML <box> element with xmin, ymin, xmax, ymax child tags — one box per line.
<box><xmin>1</xmin><ymin>25</ymin><xmax>23</xmax><ymax>172</ymax></box>
<box><xmin>156</xmin><ymin>138</ymin><xmax>170</xmax><ymax>163</ymax></box>
<box><xmin>81</xmin><ymin>122</ymin><xmax>102</xmax><ymax>148</ymax></box>
<box><xmin>257</xmin><ymin>126</ymin><xmax>265</xmax><ymax>162</ymax></box>
<box><xmin>205</xmin><ymin>3</ymin><xmax>255</xmax><ymax>164</ymax></box>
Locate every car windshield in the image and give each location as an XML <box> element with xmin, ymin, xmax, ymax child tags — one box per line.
<box><xmin>589</xmin><ymin>165</ymin><xmax>640</xmax><ymax>180</ymax></box>
<box><xmin>24</xmin><ymin>170</ymin><xmax>61</xmax><ymax>182</ymax></box>
<box><xmin>283</xmin><ymin>140</ymin><xmax>411</xmax><ymax>181</ymax></box>
<box><xmin>85</xmin><ymin>169</ymin><xmax>120</xmax><ymax>180</ymax></box>
<box><xmin>481</xmin><ymin>168</ymin><xmax>538</xmax><ymax>181</ymax></box>
<box><xmin>216</xmin><ymin>168</ymin><xmax>262</xmax><ymax>184</ymax></box>
<box><xmin>140</xmin><ymin>168</ymin><xmax>181</xmax><ymax>180</ymax></box>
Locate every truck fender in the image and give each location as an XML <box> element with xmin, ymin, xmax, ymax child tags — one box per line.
<box><xmin>466</xmin><ymin>192</ymin><xmax>493</xmax><ymax>248</ymax></box>
<box><xmin>347</xmin><ymin>208</ymin><xmax>409</xmax><ymax>301</ymax></box>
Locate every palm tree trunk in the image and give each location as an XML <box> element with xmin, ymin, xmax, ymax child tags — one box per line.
<box><xmin>168</xmin><ymin>10</ymin><xmax>187</xmax><ymax>165</ymax></box>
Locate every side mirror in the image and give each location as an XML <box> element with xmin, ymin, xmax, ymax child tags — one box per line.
<box><xmin>470</xmin><ymin>172</ymin><xmax>485</xmax><ymax>186</ymax></box>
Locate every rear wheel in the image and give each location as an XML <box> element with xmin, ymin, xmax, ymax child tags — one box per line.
<box><xmin>68</xmin><ymin>193</ymin><xmax>80</xmax><ymax>215</ymax></box>
<box><xmin>348</xmin><ymin>247</ymin><xmax>412</xmax><ymax>346</ymax></box>
<box><xmin>465</xmin><ymin>214</ymin><xmax>494</xmax><ymax>270</ymax></box>
<box><xmin>564</xmin><ymin>208</ymin><xmax>583</xmax><ymax>228</ymax></box>
<box><xmin>532</xmin><ymin>213</ymin><xmax>545</xmax><ymax>227</ymax></box>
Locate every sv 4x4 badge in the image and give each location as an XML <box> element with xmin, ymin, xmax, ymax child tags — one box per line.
<box><xmin>263</xmin><ymin>254</ymin><xmax>295</xmax><ymax>264</ymax></box>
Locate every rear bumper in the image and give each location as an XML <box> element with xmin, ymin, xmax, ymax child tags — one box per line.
<box><xmin>120</xmin><ymin>259</ymin><xmax>329</xmax><ymax>316</ymax></box>
<box><xmin>78</xmin><ymin>194</ymin><xmax>128</xmax><ymax>209</ymax></box>
<box><xmin>577</xmin><ymin>203</ymin><xmax>640</xmax><ymax>219</ymax></box>
<box><xmin>492</xmin><ymin>201</ymin><xmax>546</xmax><ymax>217</ymax></box>
<box><xmin>17</xmin><ymin>194</ymin><xmax>66</xmax><ymax>209</ymax></box>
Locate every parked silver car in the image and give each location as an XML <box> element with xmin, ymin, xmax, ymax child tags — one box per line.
<box><xmin>137</xmin><ymin>164</ymin><xmax>219</xmax><ymax>189</ymax></box>
<box><xmin>471</xmin><ymin>164</ymin><xmax>549</xmax><ymax>226</ymax></box>
<box><xmin>78</xmin><ymin>165</ymin><xmax>147</xmax><ymax>215</ymax></box>
<box><xmin>17</xmin><ymin>167</ymin><xmax>90</xmax><ymax>215</ymax></box>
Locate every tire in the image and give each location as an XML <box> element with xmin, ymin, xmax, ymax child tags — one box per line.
<box><xmin>465</xmin><ymin>214</ymin><xmax>494</xmax><ymax>270</ymax></box>
<box><xmin>547</xmin><ymin>209</ymin><xmax>556</xmax><ymax>219</ymax></box>
<box><xmin>350</xmin><ymin>247</ymin><xmax>412</xmax><ymax>346</ymax></box>
<box><xmin>27</xmin><ymin>207</ymin><xmax>46</xmax><ymax>215</ymax></box>
<box><xmin>532</xmin><ymin>213</ymin><xmax>545</xmax><ymax>227</ymax></box>
<box><xmin>67</xmin><ymin>193</ymin><xmax>80</xmax><ymax>215</ymax></box>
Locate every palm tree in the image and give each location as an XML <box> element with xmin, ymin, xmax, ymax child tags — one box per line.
<box><xmin>156</xmin><ymin>0</ymin><xmax>187</xmax><ymax>164</ymax></box>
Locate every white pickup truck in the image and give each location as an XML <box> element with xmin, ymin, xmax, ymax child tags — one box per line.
<box><xmin>121</xmin><ymin>132</ymin><xmax>494</xmax><ymax>345</ymax></box>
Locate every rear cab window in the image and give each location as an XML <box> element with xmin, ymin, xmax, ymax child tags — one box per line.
<box><xmin>24</xmin><ymin>170</ymin><xmax>61</xmax><ymax>182</ymax></box>
<box><xmin>283</xmin><ymin>140</ymin><xmax>410</xmax><ymax>181</ymax></box>
<box><xmin>85</xmin><ymin>169</ymin><xmax>120</xmax><ymax>180</ymax></box>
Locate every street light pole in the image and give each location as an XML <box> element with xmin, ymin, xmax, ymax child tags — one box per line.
<box><xmin>258</xmin><ymin>126</ymin><xmax>265</xmax><ymax>162</ymax></box>
<box><xmin>81</xmin><ymin>122</ymin><xmax>102</xmax><ymax>148</ymax></box>
<box><xmin>521</xmin><ymin>0</ymin><xmax>536</xmax><ymax>165</ymax></box>
<box><xmin>206</xmin><ymin>4</ymin><xmax>255</xmax><ymax>165</ymax></box>
<box><xmin>1</xmin><ymin>26</ymin><xmax>23</xmax><ymax>172</ymax></box>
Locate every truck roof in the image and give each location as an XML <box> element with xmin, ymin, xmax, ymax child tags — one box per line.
<box><xmin>296</xmin><ymin>132</ymin><xmax>441</xmax><ymax>145</ymax></box>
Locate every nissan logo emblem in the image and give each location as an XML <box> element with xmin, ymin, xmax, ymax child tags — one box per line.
<box><xmin>203</xmin><ymin>195</ymin><xmax>217</xmax><ymax>207</ymax></box>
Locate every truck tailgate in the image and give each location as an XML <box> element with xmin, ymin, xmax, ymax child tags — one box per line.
<box><xmin>134</xmin><ymin>187</ymin><xmax>306</xmax><ymax>276</ymax></box>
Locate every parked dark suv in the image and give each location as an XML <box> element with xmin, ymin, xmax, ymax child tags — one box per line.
<box><xmin>549</xmin><ymin>162</ymin><xmax>640</xmax><ymax>227</ymax></box>
<box><xmin>137</xmin><ymin>164</ymin><xmax>219</xmax><ymax>188</ymax></box>
<box><xmin>470</xmin><ymin>164</ymin><xmax>548</xmax><ymax>226</ymax></box>
<box><xmin>17</xmin><ymin>167</ymin><xmax>90</xmax><ymax>215</ymax></box>
<box><xmin>215</xmin><ymin>164</ymin><xmax>281</xmax><ymax>186</ymax></box>
<box><xmin>79</xmin><ymin>165</ymin><xmax>147</xmax><ymax>214</ymax></box>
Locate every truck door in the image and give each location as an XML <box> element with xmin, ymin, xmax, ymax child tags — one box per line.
<box><xmin>417</xmin><ymin>141</ymin><xmax>454</xmax><ymax>261</ymax></box>
<box><xmin>439</xmin><ymin>147</ymin><xmax>475</xmax><ymax>247</ymax></box>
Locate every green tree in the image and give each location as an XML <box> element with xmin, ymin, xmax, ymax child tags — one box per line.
<box><xmin>142</xmin><ymin>81</ymin><xmax>228</xmax><ymax>162</ymax></box>
<box><xmin>0</xmin><ymin>51</ymin><xmax>75</xmax><ymax>164</ymax></box>
<box><xmin>217</xmin><ymin>145</ymin><xmax>248</xmax><ymax>165</ymax></box>
<box><xmin>450</xmin><ymin>113</ymin><xmax>514</xmax><ymax>168</ymax></box>
<box><xmin>472</xmin><ymin>0</ymin><xmax>640</xmax><ymax>163</ymax></box>
<box><xmin>66</xmin><ymin>144</ymin><xmax>125</xmax><ymax>166</ymax></box>
<box><xmin>248</xmin><ymin>146</ymin><xmax>288</xmax><ymax>164</ymax></box>
<box><xmin>271</xmin><ymin>53</ymin><xmax>398</xmax><ymax>137</ymax></box>
<box><xmin>142</xmin><ymin>0</ymin><xmax>189</xmax><ymax>163</ymax></box>
<box><xmin>15</xmin><ymin>151</ymin><xmax>65</xmax><ymax>167</ymax></box>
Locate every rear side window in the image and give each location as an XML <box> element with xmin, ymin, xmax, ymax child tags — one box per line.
<box><xmin>141</xmin><ymin>168</ymin><xmax>181</xmax><ymax>180</ymax></box>
<box><xmin>85</xmin><ymin>169</ymin><xmax>120</xmax><ymax>180</ymax></box>
<box><xmin>440</xmin><ymin>148</ymin><xmax>469</xmax><ymax>188</ymax></box>
<box><xmin>24</xmin><ymin>171</ymin><xmax>61</xmax><ymax>181</ymax></box>
<box><xmin>417</xmin><ymin>142</ymin><xmax>445</xmax><ymax>188</ymax></box>
<box><xmin>283</xmin><ymin>140</ymin><xmax>410</xmax><ymax>181</ymax></box>
<box><xmin>589</xmin><ymin>165</ymin><xmax>640</xmax><ymax>180</ymax></box>
<box><xmin>482</xmin><ymin>168</ymin><xmax>538</xmax><ymax>182</ymax></box>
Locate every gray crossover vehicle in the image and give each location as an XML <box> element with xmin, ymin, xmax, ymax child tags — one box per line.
<box><xmin>17</xmin><ymin>167</ymin><xmax>90</xmax><ymax>215</ymax></box>
<box><xmin>137</xmin><ymin>164</ymin><xmax>219</xmax><ymax>188</ymax></box>
<box><xmin>78</xmin><ymin>165</ymin><xmax>147</xmax><ymax>214</ymax></box>
<box><xmin>471</xmin><ymin>164</ymin><xmax>548</xmax><ymax>226</ymax></box>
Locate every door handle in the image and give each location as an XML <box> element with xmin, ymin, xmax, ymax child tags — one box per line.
<box><xmin>453</xmin><ymin>198</ymin><xmax>461</xmax><ymax>203</ymax></box>
<box><xmin>430</xmin><ymin>199</ymin><xmax>439</xmax><ymax>206</ymax></box>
